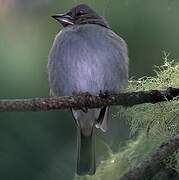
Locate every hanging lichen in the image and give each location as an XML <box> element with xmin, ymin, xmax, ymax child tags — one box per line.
<box><xmin>75</xmin><ymin>55</ymin><xmax>179</xmax><ymax>180</ymax></box>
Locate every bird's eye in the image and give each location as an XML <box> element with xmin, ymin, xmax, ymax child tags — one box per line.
<box><xmin>76</xmin><ymin>10</ymin><xmax>85</xmax><ymax>16</ymax></box>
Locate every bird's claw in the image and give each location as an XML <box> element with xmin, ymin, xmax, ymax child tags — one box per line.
<box><xmin>99</xmin><ymin>90</ymin><xmax>109</xmax><ymax>99</ymax></box>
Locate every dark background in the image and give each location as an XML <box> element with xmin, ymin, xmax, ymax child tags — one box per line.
<box><xmin>0</xmin><ymin>0</ymin><xmax>179</xmax><ymax>179</ymax></box>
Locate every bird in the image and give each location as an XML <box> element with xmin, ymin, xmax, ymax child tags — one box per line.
<box><xmin>48</xmin><ymin>4</ymin><xmax>128</xmax><ymax>176</ymax></box>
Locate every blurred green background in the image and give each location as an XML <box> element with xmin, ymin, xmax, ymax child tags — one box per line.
<box><xmin>0</xmin><ymin>0</ymin><xmax>179</xmax><ymax>179</ymax></box>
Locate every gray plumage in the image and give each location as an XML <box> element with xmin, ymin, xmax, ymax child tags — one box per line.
<box><xmin>48</xmin><ymin>4</ymin><xmax>128</xmax><ymax>176</ymax></box>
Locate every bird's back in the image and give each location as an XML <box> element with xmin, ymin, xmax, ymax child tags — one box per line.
<box><xmin>48</xmin><ymin>24</ymin><xmax>128</xmax><ymax>96</ymax></box>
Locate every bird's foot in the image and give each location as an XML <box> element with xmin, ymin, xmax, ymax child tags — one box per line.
<box><xmin>99</xmin><ymin>90</ymin><xmax>109</xmax><ymax>99</ymax></box>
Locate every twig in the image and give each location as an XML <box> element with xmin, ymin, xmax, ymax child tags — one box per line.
<box><xmin>120</xmin><ymin>133</ymin><xmax>179</xmax><ymax>180</ymax></box>
<box><xmin>0</xmin><ymin>87</ymin><xmax>178</xmax><ymax>112</ymax></box>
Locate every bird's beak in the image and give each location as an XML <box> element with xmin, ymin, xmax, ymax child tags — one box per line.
<box><xmin>52</xmin><ymin>13</ymin><xmax>74</xmax><ymax>25</ymax></box>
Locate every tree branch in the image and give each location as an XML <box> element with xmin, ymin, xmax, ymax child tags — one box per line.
<box><xmin>121</xmin><ymin>133</ymin><xmax>179</xmax><ymax>180</ymax></box>
<box><xmin>0</xmin><ymin>87</ymin><xmax>178</xmax><ymax>112</ymax></box>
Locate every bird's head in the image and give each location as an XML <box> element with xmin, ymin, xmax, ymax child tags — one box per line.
<box><xmin>52</xmin><ymin>4</ymin><xmax>109</xmax><ymax>28</ymax></box>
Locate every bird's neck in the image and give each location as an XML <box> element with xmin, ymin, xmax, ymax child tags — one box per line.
<box><xmin>78</xmin><ymin>18</ymin><xmax>110</xmax><ymax>29</ymax></box>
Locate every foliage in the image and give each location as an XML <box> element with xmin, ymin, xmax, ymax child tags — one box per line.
<box><xmin>75</xmin><ymin>55</ymin><xmax>179</xmax><ymax>180</ymax></box>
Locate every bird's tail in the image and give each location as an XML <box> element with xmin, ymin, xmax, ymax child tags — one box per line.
<box><xmin>76</xmin><ymin>127</ymin><xmax>95</xmax><ymax>175</ymax></box>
